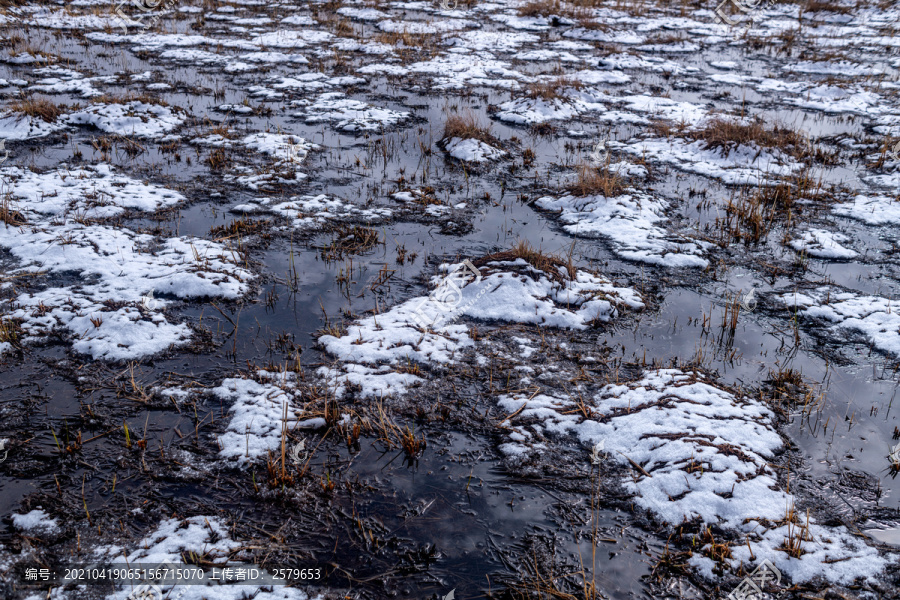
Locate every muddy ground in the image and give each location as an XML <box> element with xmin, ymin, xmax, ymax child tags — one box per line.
<box><xmin>1</xmin><ymin>0</ymin><xmax>900</xmax><ymax>599</ymax></box>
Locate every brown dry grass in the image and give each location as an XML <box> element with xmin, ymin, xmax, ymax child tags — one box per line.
<box><xmin>6</xmin><ymin>47</ymin><xmax>58</xmax><ymax>65</ymax></box>
<box><xmin>473</xmin><ymin>240</ymin><xmax>576</xmax><ymax>283</ymax></box>
<box><xmin>321</xmin><ymin>225</ymin><xmax>383</xmax><ymax>261</ymax></box>
<box><xmin>648</xmin><ymin>119</ymin><xmax>689</xmax><ymax>139</ymax></box>
<box><xmin>689</xmin><ymin>118</ymin><xmax>836</xmax><ymax>164</ymax></box>
<box><xmin>442</xmin><ymin>111</ymin><xmax>498</xmax><ymax>145</ymax></box>
<box><xmin>207</xmin><ymin>148</ymin><xmax>229</xmax><ymax>170</ymax></box>
<box><xmin>517</xmin><ymin>0</ymin><xmax>560</xmax><ymax>16</ymax></box>
<box><xmin>405</xmin><ymin>187</ymin><xmax>443</xmax><ymax>206</ymax></box>
<box><xmin>373</xmin><ymin>30</ymin><xmax>436</xmax><ymax>49</ymax></box>
<box><xmin>332</xmin><ymin>17</ymin><xmax>356</xmax><ymax>37</ymax></box>
<box><xmin>717</xmin><ymin>171</ymin><xmax>831</xmax><ymax>245</ymax></box>
<box><xmin>399</xmin><ymin>426</ymin><xmax>426</xmax><ymax>465</ymax></box>
<box><xmin>8</xmin><ymin>97</ymin><xmax>64</xmax><ymax>122</ymax></box>
<box><xmin>689</xmin><ymin>117</ymin><xmax>807</xmax><ymax>158</ymax></box>
<box><xmin>566</xmin><ymin>163</ymin><xmax>626</xmax><ymax>198</ymax></box>
<box><xmin>517</xmin><ymin>0</ymin><xmax>582</xmax><ymax>17</ymax></box>
<box><xmin>764</xmin><ymin>366</ymin><xmax>823</xmax><ymax>416</ymax></box>
<box><xmin>93</xmin><ymin>92</ymin><xmax>169</xmax><ymax>107</ymax></box>
<box><xmin>208</xmin><ymin>123</ymin><xmax>236</xmax><ymax>139</ymax></box>
<box><xmin>372</xmin><ymin>30</ymin><xmax>440</xmax><ymax>62</ymax></box>
<box><xmin>209</xmin><ymin>217</ymin><xmax>272</xmax><ymax>240</ymax></box>
<box><xmin>643</xmin><ymin>33</ymin><xmax>686</xmax><ymax>45</ymax></box>
<box><xmin>699</xmin><ymin>527</ymin><xmax>732</xmax><ymax>563</ymax></box>
<box><xmin>516</xmin><ymin>0</ymin><xmax>607</xmax><ymax>29</ymax></box>
<box><xmin>526</xmin><ymin>76</ymin><xmax>583</xmax><ymax>101</ymax></box>
<box><xmin>803</xmin><ymin>0</ymin><xmax>852</xmax><ymax>14</ymax></box>
<box><xmin>0</xmin><ymin>197</ymin><xmax>25</xmax><ymax>226</ymax></box>
<box><xmin>0</xmin><ymin>317</ymin><xmax>22</xmax><ymax>349</ymax></box>
<box><xmin>779</xmin><ymin>503</ymin><xmax>811</xmax><ymax>558</ymax></box>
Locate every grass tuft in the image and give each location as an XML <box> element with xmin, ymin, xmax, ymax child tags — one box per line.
<box><xmin>442</xmin><ymin>111</ymin><xmax>497</xmax><ymax>146</ymax></box>
<box><xmin>689</xmin><ymin>117</ymin><xmax>810</xmax><ymax>160</ymax></box>
<box><xmin>320</xmin><ymin>225</ymin><xmax>383</xmax><ymax>261</ymax></box>
<box><xmin>473</xmin><ymin>240</ymin><xmax>576</xmax><ymax>284</ymax></box>
<box><xmin>526</xmin><ymin>76</ymin><xmax>583</xmax><ymax>101</ymax></box>
<box><xmin>0</xmin><ymin>197</ymin><xmax>25</xmax><ymax>226</ymax></box>
<box><xmin>8</xmin><ymin>97</ymin><xmax>64</xmax><ymax>123</ymax></box>
<box><xmin>209</xmin><ymin>217</ymin><xmax>272</xmax><ymax>240</ymax></box>
<box><xmin>566</xmin><ymin>163</ymin><xmax>625</xmax><ymax>198</ymax></box>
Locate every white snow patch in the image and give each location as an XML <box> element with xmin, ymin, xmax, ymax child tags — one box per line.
<box><xmin>12</xmin><ymin>509</ymin><xmax>59</xmax><ymax>534</ymax></box>
<box><xmin>231</xmin><ymin>194</ymin><xmax>391</xmax><ymax>229</ymax></box>
<box><xmin>64</xmin><ymin>101</ymin><xmax>186</xmax><ymax>139</ymax></box>
<box><xmin>294</xmin><ymin>92</ymin><xmax>409</xmax><ymax>131</ymax></box>
<box><xmin>0</xmin><ymin>165</ymin><xmax>251</xmax><ymax>360</ymax></box>
<box><xmin>444</xmin><ymin>137</ymin><xmax>505</xmax><ymax>162</ymax></box>
<box><xmin>214</xmin><ymin>378</ymin><xmax>298</xmax><ymax>464</ymax></box>
<box><xmin>319</xmin><ymin>260</ymin><xmax>642</xmax><ymax>398</ymax></box>
<box><xmin>241</xmin><ymin>132</ymin><xmax>316</xmax><ymax>163</ymax></box>
<box><xmin>0</xmin><ymin>113</ymin><xmax>65</xmax><ymax>140</ymax></box>
<box><xmin>833</xmin><ymin>194</ymin><xmax>900</xmax><ymax>225</ymax></box>
<box><xmin>778</xmin><ymin>288</ymin><xmax>900</xmax><ymax>358</ymax></box>
<box><xmin>535</xmin><ymin>191</ymin><xmax>708</xmax><ymax>268</ymax></box>
<box><xmin>498</xmin><ymin>369</ymin><xmax>893</xmax><ymax>584</ymax></box>
<box><xmin>789</xmin><ymin>229</ymin><xmax>857</xmax><ymax>259</ymax></box>
<box><xmin>619</xmin><ymin>137</ymin><xmax>802</xmax><ymax>186</ymax></box>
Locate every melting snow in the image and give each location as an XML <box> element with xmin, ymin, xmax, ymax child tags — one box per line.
<box><xmin>0</xmin><ymin>165</ymin><xmax>251</xmax><ymax>360</ymax></box>
<box><xmin>498</xmin><ymin>369</ymin><xmax>894</xmax><ymax>585</ymax></box>
<box><xmin>535</xmin><ymin>191</ymin><xmax>709</xmax><ymax>268</ymax></box>
<box><xmin>778</xmin><ymin>287</ymin><xmax>900</xmax><ymax>358</ymax></box>
<box><xmin>319</xmin><ymin>259</ymin><xmax>643</xmax><ymax>398</ymax></box>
